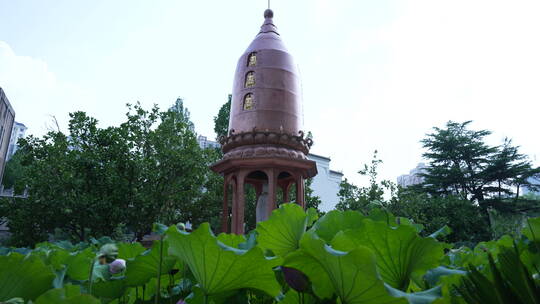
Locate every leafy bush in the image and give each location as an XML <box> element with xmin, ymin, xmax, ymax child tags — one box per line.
<box><xmin>1</xmin><ymin>204</ymin><xmax>540</xmax><ymax>303</ymax></box>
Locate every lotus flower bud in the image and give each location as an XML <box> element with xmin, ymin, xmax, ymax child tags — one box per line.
<box><xmin>281</xmin><ymin>266</ymin><xmax>310</xmax><ymax>293</ymax></box>
<box><xmin>108</xmin><ymin>259</ymin><xmax>126</xmax><ymax>274</ymax></box>
<box><xmin>176</xmin><ymin>300</ymin><xmax>186</xmax><ymax>304</ymax></box>
<box><xmin>98</xmin><ymin>243</ymin><xmax>119</xmax><ymax>263</ymax></box>
<box><xmin>177</xmin><ymin>222</ymin><xmax>186</xmax><ymax>231</ymax></box>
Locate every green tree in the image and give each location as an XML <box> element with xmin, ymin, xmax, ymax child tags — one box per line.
<box><xmin>119</xmin><ymin>100</ymin><xmax>206</xmax><ymax>239</ymax></box>
<box><xmin>2</xmin><ymin>151</ymin><xmax>26</xmax><ymax>192</ymax></box>
<box><xmin>213</xmin><ymin>94</ymin><xmax>231</xmax><ymax>140</ymax></box>
<box><xmin>336</xmin><ymin>151</ymin><xmax>395</xmax><ymax>214</ymax></box>
<box><xmin>419</xmin><ymin>121</ymin><xmax>540</xmax><ymax>202</ymax></box>
<box><xmin>419</xmin><ymin>121</ymin><xmax>497</xmax><ymax>201</ymax></box>
<box><xmin>388</xmin><ymin>191</ymin><xmax>491</xmax><ymax>244</ymax></box>
<box><xmin>1</xmin><ymin>100</ymin><xmax>207</xmax><ymax>245</ymax></box>
<box><xmin>187</xmin><ymin>147</ymin><xmax>225</xmax><ymax>229</ymax></box>
<box><xmin>484</xmin><ymin>138</ymin><xmax>540</xmax><ymax>199</ymax></box>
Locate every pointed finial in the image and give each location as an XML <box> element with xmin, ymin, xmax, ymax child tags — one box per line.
<box><xmin>264</xmin><ymin>8</ymin><xmax>274</xmax><ymax>19</ymax></box>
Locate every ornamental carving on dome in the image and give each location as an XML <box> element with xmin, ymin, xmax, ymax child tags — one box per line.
<box><xmin>218</xmin><ymin>129</ymin><xmax>314</xmax><ymax>156</ymax></box>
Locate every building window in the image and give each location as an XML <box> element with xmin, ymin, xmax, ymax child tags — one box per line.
<box><xmin>248</xmin><ymin>52</ymin><xmax>257</xmax><ymax>66</ymax></box>
<box><xmin>245</xmin><ymin>72</ymin><xmax>255</xmax><ymax>88</ymax></box>
<box><xmin>243</xmin><ymin>93</ymin><xmax>254</xmax><ymax>110</ymax></box>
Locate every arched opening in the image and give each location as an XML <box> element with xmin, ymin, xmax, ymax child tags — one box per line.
<box><xmin>247</xmin><ymin>52</ymin><xmax>257</xmax><ymax>67</ymax></box>
<box><xmin>277</xmin><ymin>171</ymin><xmax>296</xmax><ymax>205</ymax></box>
<box><xmin>245</xmin><ymin>170</ymin><xmax>269</xmax><ymax>229</ymax></box>
<box><xmin>243</xmin><ymin>93</ymin><xmax>254</xmax><ymax>110</ymax></box>
<box><xmin>245</xmin><ymin>71</ymin><xmax>255</xmax><ymax>88</ymax></box>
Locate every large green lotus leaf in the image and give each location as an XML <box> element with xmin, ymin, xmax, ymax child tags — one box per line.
<box><xmin>27</xmin><ymin>247</ymin><xmax>52</xmax><ymax>267</ymax></box>
<box><xmin>450</xmin><ymin>235</ymin><xmax>514</xmax><ymax>269</ymax></box>
<box><xmin>437</xmin><ymin>274</ymin><xmax>466</xmax><ymax>304</ymax></box>
<box><xmin>50</xmin><ymin>249</ymin><xmax>71</xmax><ymax>270</ymax></box>
<box><xmin>523</xmin><ymin>217</ymin><xmax>540</xmax><ymax>241</ymax></box>
<box><xmin>428</xmin><ymin>226</ymin><xmax>452</xmax><ymax>240</ymax></box>
<box><xmin>2</xmin><ymin>298</ymin><xmax>24</xmax><ymax>303</ymax></box>
<box><xmin>117</xmin><ymin>242</ymin><xmax>146</xmax><ymax>260</ymax></box>
<box><xmin>284</xmin><ymin>232</ymin><xmax>407</xmax><ymax>303</ymax></box>
<box><xmin>332</xmin><ymin>220</ymin><xmax>445</xmax><ymax>290</ymax></box>
<box><xmin>306</xmin><ymin>207</ymin><xmax>319</xmax><ymax>226</ymax></box>
<box><xmin>167</xmin><ymin>223</ymin><xmax>281</xmax><ymax>297</ymax></box>
<box><xmin>139</xmin><ymin>274</ymin><xmax>176</xmax><ymax>301</ymax></box>
<box><xmin>310</xmin><ymin>209</ymin><xmax>366</xmax><ymax>243</ymax></box>
<box><xmin>184</xmin><ymin>286</ymin><xmax>243</xmax><ymax>304</ymax></box>
<box><xmin>423</xmin><ymin>267</ymin><xmax>466</xmax><ymax>288</ymax></box>
<box><xmin>217</xmin><ymin>233</ymin><xmax>246</xmax><ymax>248</ymax></box>
<box><xmin>367</xmin><ymin>208</ymin><xmax>396</xmax><ymax>224</ymax></box>
<box><xmin>66</xmin><ymin>248</ymin><xmax>95</xmax><ymax>281</ymax></box>
<box><xmin>385</xmin><ymin>284</ymin><xmax>442</xmax><ymax>304</ymax></box>
<box><xmin>35</xmin><ymin>284</ymin><xmax>100</xmax><ymax>304</ymax></box>
<box><xmin>0</xmin><ymin>253</ymin><xmax>55</xmax><ymax>301</ymax></box>
<box><xmin>396</xmin><ymin>217</ymin><xmax>424</xmax><ymax>233</ymax></box>
<box><xmin>279</xmin><ymin>290</ymin><xmax>317</xmax><ymax>304</ymax></box>
<box><xmin>124</xmin><ymin>240</ymin><xmax>176</xmax><ymax>286</ymax></box>
<box><xmin>92</xmin><ymin>278</ymin><xmax>127</xmax><ymax>299</ymax></box>
<box><xmin>256</xmin><ymin>203</ymin><xmax>308</xmax><ymax>257</ymax></box>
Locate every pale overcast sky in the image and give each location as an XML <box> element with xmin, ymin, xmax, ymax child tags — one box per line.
<box><xmin>0</xmin><ymin>0</ymin><xmax>539</xmax><ymax>186</ymax></box>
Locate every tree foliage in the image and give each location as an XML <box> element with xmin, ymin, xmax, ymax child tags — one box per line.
<box><xmin>387</xmin><ymin>191</ymin><xmax>491</xmax><ymax>244</ymax></box>
<box><xmin>419</xmin><ymin>121</ymin><xmax>540</xmax><ymax>201</ymax></box>
<box><xmin>337</xmin><ymin>122</ymin><xmax>540</xmax><ymax>244</ymax></box>
<box><xmin>1</xmin><ymin>99</ymin><xmax>208</xmax><ymax>245</ymax></box>
<box><xmin>336</xmin><ymin>151</ymin><xmax>395</xmax><ymax>214</ymax></box>
<box><xmin>212</xmin><ymin>94</ymin><xmax>231</xmax><ymax>140</ymax></box>
<box><xmin>2</xmin><ymin>152</ymin><xmax>26</xmax><ymax>191</ymax></box>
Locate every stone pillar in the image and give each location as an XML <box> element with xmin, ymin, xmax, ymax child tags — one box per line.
<box><xmin>296</xmin><ymin>176</ymin><xmax>305</xmax><ymax>208</ymax></box>
<box><xmin>230</xmin><ymin>178</ymin><xmax>238</xmax><ymax>234</ymax></box>
<box><xmin>282</xmin><ymin>180</ymin><xmax>292</xmax><ymax>203</ymax></box>
<box><xmin>233</xmin><ymin>171</ymin><xmax>247</xmax><ymax>234</ymax></box>
<box><xmin>266</xmin><ymin>168</ymin><xmax>277</xmax><ymax>218</ymax></box>
<box><xmin>221</xmin><ymin>179</ymin><xmax>229</xmax><ymax>233</ymax></box>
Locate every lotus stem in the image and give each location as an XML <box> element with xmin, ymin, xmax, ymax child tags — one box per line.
<box><xmin>155</xmin><ymin>237</ymin><xmax>164</xmax><ymax>304</ymax></box>
<box><xmin>88</xmin><ymin>257</ymin><xmax>96</xmax><ymax>294</ymax></box>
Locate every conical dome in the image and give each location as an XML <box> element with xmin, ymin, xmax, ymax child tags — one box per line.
<box><xmin>228</xmin><ymin>9</ymin><xmax>303</xmax><ymax>136</ymax></box>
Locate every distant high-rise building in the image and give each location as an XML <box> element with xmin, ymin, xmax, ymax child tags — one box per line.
<box><xmin>197</xmin><ymin>135</ymin><xmax>220</xmax><ymax>150</ymax></box>
<box><xmin>397</xmin><ymin>163</ymin><xmax>427</xmax><ymax>188</ymax></box>
<box><xmin>7</xmin><ymin>121</ymin><xmax>27</xmax><ymax>160</ymax></box>
<box><xmin>0</xmin><ymin>88</ymin><xmax>15</xmax><ymax>185</ymax></box>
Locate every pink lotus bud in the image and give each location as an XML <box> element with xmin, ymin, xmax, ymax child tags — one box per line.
<box><xmin>108</xmin><ymin>259</ymin><xmax>126</xmax><ymax>274</ymax></box>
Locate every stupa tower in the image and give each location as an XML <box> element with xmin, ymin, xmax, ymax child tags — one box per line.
<box><xmin>211</xmin><ymin>8</ymin><xmax>317</xmax><ymax>234</ymax></box>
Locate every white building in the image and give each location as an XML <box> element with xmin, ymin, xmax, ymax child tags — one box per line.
<box><xmin>307</xmin><ymin>153</ymin><xmax>344</xmax><ymax>212</ymax></box>
<box><xmin>197</xmin><ymin>135</ymin><xmax>220</xmax><ymax>150</ymax></box>
<box><xmin>397</xmin><ymin>163</ymin><xmax>427</xmax><ymax>188</ymax></box>
<box><xmin>7</xmin><ymin>121</ymin><xmax>27</xmax><ymax>160</ymax></box>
